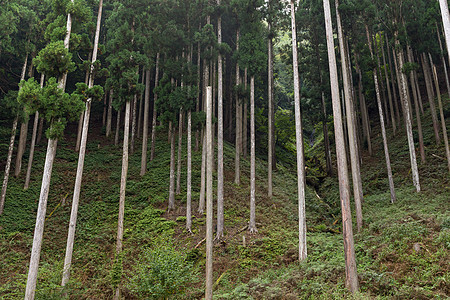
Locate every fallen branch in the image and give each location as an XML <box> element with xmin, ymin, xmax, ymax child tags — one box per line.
<box><xmin>194</xmin><ymin>237</ymin><xmax>206</xmax><ymax>249</ymax></box>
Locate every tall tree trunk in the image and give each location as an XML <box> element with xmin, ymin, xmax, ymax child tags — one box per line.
<box><xmin>130</xmin><ymin>93</ymin><xmax>137</xmax><ymax>154</ymax></box>
<box><xmin>24</xmin><ymin>74</ymin><xmax>45</xmax><ymax>190</ymax></box>
<box><xmin>386</xmin><ymin>37</ymin><xmax>401</xmax><ymax>127</ymax></box>
<box><xmin>393</xmin><ymin>47</ymin><xmax>405</xmax><ymax>121</ymax></box>
<box><xmin>421</xmin><ymin>53</ymin><xmax>440</xmax><ymax>144</ymax></box>
<box><xmin>140</xmin><ymin>69</ymin><xmax>151</xmax><ymax>175</ymax></box>
<box><xmin>168</xmin><ymin>123</ymin><xmax>176</xmax><ymax>211</ymax></box>
<box><xmin>76</xmin><ymin>56</ymin><xmax>92</xmax><ymax>152</ymax></box>
<box><xmin>37</xmin><ymin>118</ymin><xmax>44</xmax><ymax>145</ymax></box>
<box><xmin>186</xmin><ymin>109</ymin><xmax>192</xmax><ymax>232</ymax></box>
<box><xmin>439</xmin><ymin>0</ymin><xmax>450</xmax><ymax>64</ymax></box>
<box><xmin>216</xmin><ymin>3</ymin><xmax>224</xmax><ymax>240</ymax></box>
<box><xmin>382</xmin><ymin>36</ymin><xmax>396</xmax><ymax>134</ymax></box>
<box><xmin>106</xmin><ymin>90</ymin><xmax>113</xmax><ymax>137</ymax></box>
<box><xmin>150</xmin><ymin>53</ymin><xmax>160</xmax><ymax>162</ymax></box>
<box><xmin>113</xmin><ymin>99</ymin><xmax>130</xmax><ymax>300</ymax></box>
<box><xmin>430</xmin><ymin>57</ymin><xmax>450</xmax><ymax>172</ymax></box>
<box><xmin>14</xmin><ymin>55</ymin><xmax>29</xmax><ymax>178</ymax></box>
<box><xmin>437</xmin><ymin>25</ymin><xmax>450</xmax><ymax>96</ymax></box>
<box><xmin>61</xmin><ymin>0</ymin><xmax>103</xmax><ymax>287</ymax></box>
<box><xmin>407</xmin><ymin>46</ymin><xmax>426</xmax><ymax>163</ymax></box>
<box><xmin>268</xmin><ymin>20</ymin><xmax>274</xmax><ymax>196</ymax></box>
<box><xmin>137</xmin><ymin>69</ymin><xmax>145</xmax><ymax>138</ymax></box>
<box><xmin>196</xmin><ymin>39</ymin><xmax>201</xmax><ymax>152</ymax></box>
<box><xmin>337</xmin><ymin>1</ymin><xmax>363</xmax><ymax>233</ymax></box>
<box><xmin>234</xmin><ymin>28</ymin><xmax>241</xmax><ymax>185</ymax></box>
<box><xmin>176</xmin><ymin>109</ymin><xmax>183</xmax><ymax>195</ymax></box>
<box><xmin>323</xmin><ymin>0</ymin><xmax>359</xmax><ymax>293</ymax></box>
<box><xmin>243</xmin><ymin>69</ymin><xmax>248</xmax><ymax>158</ymax></box>
<box><xmin>249</xmin><ymin>76</ymin><xmax>258</xmax><ymax>234</ymax></box>
<box><xmin>0</xmin><ymin>116</ymin><xmax>18</xmax><ymax>215</ymax></box>
<box><xmin>102</xmin><ymin>91</ymin><xmax>107</xmax><ymax>127</ymax></box>
<box><xmin>355</xmin><ymin>57</ymin><xmax>372</xmax><ymax>156</ymax></box>
<box><xmin>115</xmin><ymin>108</ymin><xmax>121</xmax><ymax>146</ymax></box>
<box><xmin>291</xmin><ymin>0</ymin><xmax>307</xmax><ymax>260</ymax></box>
<box><xmin>396</xmin><ymin>35</ymin><xmax>421</xmax><ymax>192</ymax></box>
<box><xmin>198</xmin><ymin>132</ymin><xmax>206</xmax><ymax>214</ymax></box>
<box><xmin>205</xmin><ymin>87</ymin><xmax>213</xmax><ymax>300</ymax></box>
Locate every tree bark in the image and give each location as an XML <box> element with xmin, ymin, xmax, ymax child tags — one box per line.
<box><xmin>439</xmin><ymin>0</ymin><xmax>450</xmax><ymax>65</ymax></box>
<box><xmin>14</xmin><ymin>54</ymin><xmax>29</xmax><ymax>178</ymax></box>
<box><xmin>337</xmin><ymin>1</ymin><xmax>363</xmax><ymax>233</ymax></box>
<box><xmin>176</xmin><ymin>110</ymin><xmax>183</xmax><ymax>195</ymax></box>
<box><xmin>0</xmin><ymin>117</ymin><xmax>18</xmax><ymax>216</ymax></box>
<box><xmin>37</xmin><ymin>118</ymin><xmax>44</xmax><ymax>145</ymax></box>
<box><xmin>407</xmin><ymin>46</ymin><xmax>425</xmax><ymax>163</ymax></box>
<box><xmin>396</xmin><ymin>36</ymin><xmax>421</xmax><ymax>192</ymax></box>
<box><xmin>205</xmin><ymin>86</ymin><xmax>213</xmax><ymax>300</ymax></box>
<box><xmin>247</xmin><ymin>76</ymin><xmax>258</xmax><ymax>234</ymax></box>
<box><xmin>323</xmin><ymin>0</ymin><xmax>359</xmax><ymax>293</ymax></box>
<box><xmin>186</xmin><ymin>109</ymin><xmax>192</xmax><ymax>232</ymax></box>
<box><xmin>113</xmin><ymin>99</ymin><xmax>130</xmax><ymax>300</ymax></box>
<box><xmin>140</xmin><ymin>70</ymin><xmax>151</xmax><ymax>175</ymax></box>
<box><xmin>430</xmin><ymin>58</ymin><xmax>450</xmax><ymax>172</ymax></box>
<box><xmin>243</xmin><ymin>69</ymin><xmax>248</xmax><ymax>158</ymax></box>
<box><xmin>421</xmin><ymin>53</ymin><xmax>440</xmax><ymax>144</ymax></box>
<box><xmin>150</xmin><ymin>53</ymin><xmax>160</xmax><ymax>162</ymax></box>
<box><xmin>437</xmin><ymin>24</ymin><xmax>450</xmax><ymax>97</ymax></box>
<box><xmin>234</xmin><ymin>28</ymin><xmax>241</xmax><ymax>185</ymax></box>
<box><xmin>130</xmin><ymin>93</ymin><xmax>137</xmax><ymax>154</ymax></box>
<box><xmin>381</xmin><ymin>36</ymin><xmax>396</xmax><ymax>134</ymax></box>
<box><xmin>291</xmin><ymin>0</ymin><xmax>307</xmax><ymax>260</ymax></box>
<box><xmin>137</xmin><ymin>69</ymin><xmax>145</xmax><ymax>138</ymax></box>
<box><xmin>268</xmin><ymin>20</ymin><xmax>275</xmax><ymax>196</ymax></box>
<box><xmin>115</xmin><ymin>108</ymin><xmax>121</xmax><ymax>147</ymax></box>
<box><xmin>198</xmin><ymin>132</ymin><xmax>206</xmax><ymax>214</ymax></box>
<box><xmin>168</xmin><ymin>122</ymin><xmax>176</xmax><ymax>211</ymax></box>
<box><xmin>24</xmin><ymin>74</ymin><xmax>45</xmax><ymax>190</ymax></box>
<box><xmin>386</xmin><ymin>36</ymin><xmax>401</xmax><ymax>127</ymax></box>
<box><xmin>216</xmin><ymin>4</ymin><xmax>224</xmax><ymax>240</ymax></box>
<box><xmin>106</xmin><ymin>90</ymin><xmax>113</xmax><ymax>137</ymax></box>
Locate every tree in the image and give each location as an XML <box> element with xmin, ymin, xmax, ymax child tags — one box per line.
<box><xmin>323</xmin><ymin>0</ymin><xmax>359</xmax><ymax>292</ymax></box>
<box><xmin>205</xmin><ymin>86</ymin><xmax>213</xmax><ymax>300</ymax></box>
<box><xmin>439</xmin><ymin>0</ymin><xmax>450</xmax><ymax>64</ymax></box>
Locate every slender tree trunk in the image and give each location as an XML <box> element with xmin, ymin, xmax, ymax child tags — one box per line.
<box><xmin>24</xmin><ymin>138</ymin><xmax>58</xmax><ymax>300</ymax></box>
<box><xmin>393</xmin><ymin>47</ymin><xmax>405</xmax><ymax>121</ymax></box>
<box><xmin>61</xmin><ymin>0</ymin><xmax>103</xmax><ymax>287</ymax></box>
<box><xmin>407</xmin><ymin>46</ymin><xmax>426</xmax><ymax>163</ymax></box>
<box><xmin>439</xmin><ymin>0</ymin><xmax>450</xmax><ymax>64</ymax></box>
<box><xmin>0</xmin><ymin>117</ymin><xmax>18</xmax><ymax>215</ymax></box>
<box><xmin>106</xmin><ymin>90</ymin><xmax>113</xmax><ymax>137</ymax></box>
<box><xmin>216</xmin><ymin>4</ymin><xmax>224</xmax><ymax>239</ymax></box>
<box><xmin>291</xmin><ymin>0</ymin><xmax>307</xmax><ymax>260</ymax></box>
<box><xmin>430</xmin><ymin>58</ymin><xmax>450</xmax><ymax>172</ymax></box>
<box><xmin>186</xmin><ymin>110</ymin><xmax>192</xmax><ymax>232</ymax></box>
<box><xmin>102</xmin><ymin>92</ymin><xmax>107</xmax><ymax>127</ymax></box>
<box><xmin>414</xmin><ymin>69</ymin><xmax>424</xmax><ymax>115</ymax></box>
<box><xmin>130</xmin><ymin>93</ymin><xmax>137</xmax><ymax>154</ymax></box>
<box><xmin>396</xmin><ymin>35</ymin><xmax>421</xmax><ymax>192</ymax></box>
<box><xmin>337</xmin><ymin>1</ymin><xmax>363</xmax><ymax>232</ymax></box>
<box><xmin>247</xmin><ymin>76</ymin><xmax>257</xmax><ymax>235</ymax></box>
<box><xmin>235</xmin><ymin>28</ymin><xmax>241</xmax><ymax>185</ymax></box>
<box><xmin>115</xmin><ymin>108</ymin><xmax>121</xmax><ymax>147</ymax></box>
<box><xmin>76</xmin><ymin>62</ymin><xmax>91</xmax><ymax>152</ymax></box>
<box><xmin>24</xmin><ymin>74</ymin><xmax>45</xmax><ymax>190</ymax></box>
<box><xmin>421</xmin><ymin>53</ymin><xmax>440</xmax><ymax>144</ymax></box>
<box><xmin>323</xmin><ymin>0</ymin><xmax>359</xmax><ymax>293</ymax></box>
<box><xmin>196</xmin><ymin>40</ymin><xmax>201</xmax><ymax>152</ymax></box>
<box><xmin>205</xmin><ymin>87</ymin><xmax>213</xmax><ymax>300</ymax></box>
<box><xmin>150</xmin><ymin>53</ymin><xmax>160</xmax><ymax>162</ymax></box>
<box><xmin>137</xmin><ymin>69</ymin><xmax>145</xmax><ymax>138</ymax></box>
<box><xmin>198</xmin><ymin>132</ymin><xmax>206</xmax><ymax>214</ymax></box>
<box><xmin>386</xmin><ymin>38</ymin><xmax>401</xmax><ymax>127</ymax></box>
<box><xmin>243</xmin><ymin>69</ymin><xmax>248</xmax><ymax>158</ymax></box>
<box><xmin>113</xmin><ymin>99</ymin><xmax>130</xmax><ymax>300</ymax></box>
<box><xmin>437</xmin><ymin>25</ymin><xmax>450</xmax><ymax>96</ymax></box>
<box><xmin>37</xmin><ymin>118</ymin><xmax>44</xmax><ymax>145</ymax></box>
<box><xmin>176</xmin><ymin>110</ymin><xmax>183</xmax><ymax>195</ymax></box>
<box><xmin>168</xmin><ymin>123</ymin><xmax>176</xmax><ymax>211</ymax></box>
<box><xmin>382</xmin><ymin>36</ymin><xmax>396</xmax><ymax>134</ymax></box>
<box><xmin>140</xmin><ymin>70</ymin><xmax>151</xmax><ymax>175</ymax></box>
<box><xmin>14</xmin><ymin>54</ymin><xmax>29</xmax><ymax>178</ymax></box>
<box><xmin>355</xmin><ymin>57</ymin><xmax>372</xmax><ymax>156</ymax></box>
<box><xmin>268</xmin><ymin>21</ymin><xmax>274</xmax><ymax>196</ymax></box>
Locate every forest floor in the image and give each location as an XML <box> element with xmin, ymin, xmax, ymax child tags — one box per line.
<box><xmin>0</xmin><ymin>97</ymin><xmax>449</xmax><ymax>299</ymax></box>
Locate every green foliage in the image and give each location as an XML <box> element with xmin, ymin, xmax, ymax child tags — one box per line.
<box><xmin>128</xmin><ymin>243</ymin><xmax>197</xmax><ymax>299</ymax></box>
<box><xmin>34</xmin><ymin>41</ymin><xmax>76</xmax><ymax>78</ymax></box>
<box><xmin>18</xmin><ymin>78</ymin><xmax>41</xmax><ymax>116</ymax></box>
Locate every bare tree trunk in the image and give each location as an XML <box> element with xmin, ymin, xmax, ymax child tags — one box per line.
<box><xmin>205</xmin><ymin>87</ymin><xmax>213</xmax><ymax>300</ymax></box>
<box><xmin>323</xmin><ymin>0</ymin><xmax>359</xmax><ymax>293</ymax></box>
<box><xmin>106</xmin><ymin>90</ymin><xmax>113</xmax><ymax>137</ymax></box>
<box><xmin>115</xmin><ymin>108</ymin><xmax>121</xmax><ymax>147</ymax></box>
<box><xmin>421</xmin><ymin>53</ymin><xmax>440</xmax><ymax>144</ymax></box>
<box><xmin>130</xmin><ymin>93</ymin><xmax>137</xmax><ymax>154</ymax></box>
<box><xmin>396</xmin><ymin>36</ymin><xmax>421</xmax><ymax>192</ymax></box>
<box><xmin>24</xmin><ymin>138</ymin><xmax>58</xmax><ymax>300</ymax></box>
<box><xmin>196</xmin><ymin>40</ymin><xmax>201</xmax><ymax>152</ymax></box>
<box><xmin>386</xmin><ymin>37</ymin><xmax>401</xmax><ymax>127</ymax></box>
<box><xmin>150</xmin><ymin>53</ymin><xmax>160</xmax><ymax>162</ymax></box>
<box><xmin>407</xmin><ymin>46</ymin><xmax>426</xmax><ymax>163</ymax></box>
<box><xmin>216</xmin><ymin>5</ymin><xmax>224</xmax><ymax>239</ymax></box>
<box><xmin>176</xmin><ymin>110</ymin><xmax>183</xmax><ymax>195</ymax></box>
<box><xmin>382</xmin><ymin>36</ymin><xmax>396</xmax><ymax>134</ymax></box>
<box><xmin>24</xmin><ymin>74</ymin><xmax>45</xmax><ymax>190</ymax></box>
<box><xmin>268</xmin><ymin>21</ymin><xmax>274</xmax><ymax>196</ymax></box>
<box><xmin>102</xmin><ymin>91</ymin><xmax>107</xmax><ymax>127</ymax></box>
<box><xmin>439</xmin><ymin>0</ymin><xmax>450</xmax><ymax>64</ymax></box>
<box><xmin>15</xmin><ymin>122</ymin><xmax>28</xmax><ymax>177</ymax></box>
<box><xmin>113</xmin><ymin>99</ymin><xmax>130</xmax><ymax>300</ymax></box>
<box><xmin>137</xmin><ymin>69</ymin><xmax>145</xmax><ymax>138</ymax></box>
<box><xmin>393</xmin><ymin>47</ymin><xmax>405</xmax><ymax>122</ymax></box>
<box><xmin>198</xmin><ymin>132</ymin><xmax>206</xmax><ymax>214</ymax></box>
<box><xmin>337</xmin><ymin>2</ymin><xmax>363</xmax><ymax>233</ymax></box>
<box><xmin>37</xmin><ymin>118</ymin><xmax>44</xmax><ymax>145</ymax></box>
<box><xmin>291</xmin><ymin>0</ymin><xmax>307</xmax><ymax>260</ymax></box>
<box><xmin>76</xmin><ymin>62</ymin><xmax>91</xmax><ymax>152</ymax></box>
<box><xmin>140</xmin><ymin>70</ymin><xmax>150</xmax><ymax>175</ymax></box>
<box><xmin>168</xmin><ymin>123</ymin><xmax>176</xmax><ymax>211</ymax></box>
<box><xmin>235</xmin><ymin>29</ymin><xmax>241</xmax><ymax>185</ymax></box>
<box><xmin>187</xmin><ymin>110</ymin><xmax>192</xmax><ymax>232</ymax></box>
<box><xmin>247</xmin><ymin>77</ymin><xmax>257</xmax><ymax>234</ymax></box>
<box><xmin>437</xmin><ymin>24</ymin><xmax>450</xmax><ymax>96</ymax></box>
<box><xmin>430</xmin><ymin>57</ymin><xmax>450</xmax><ymax>172</ymax></box>
<box><xmin>243</xmin><ymin>69</ymin><xmax>248</xmax><ymax>159</ymax></box>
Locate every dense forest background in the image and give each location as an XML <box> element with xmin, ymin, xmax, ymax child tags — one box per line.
<box><xmin>0</xmin><ymin>0</ymin><xmax>449</xmax><ymax>299</ymax></box>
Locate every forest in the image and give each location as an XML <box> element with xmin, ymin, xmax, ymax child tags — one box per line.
<box><xmin>0</xmin><ymin>0</ymin><xmax>449</xmax><ymax>299</ymax></box>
